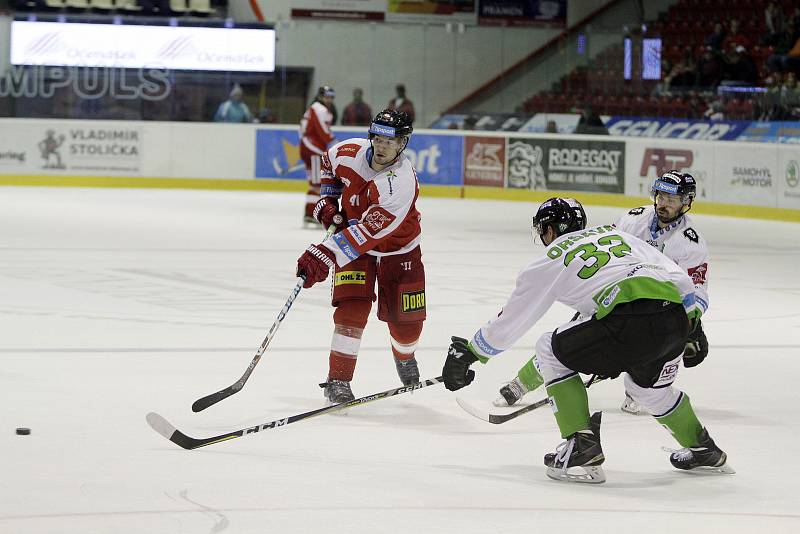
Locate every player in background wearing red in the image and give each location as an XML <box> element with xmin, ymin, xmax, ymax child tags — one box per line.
<box><xmin>296</xmin><ymin>109</ymin><xmax>425</xmax><ymax>404</ymax></box>
<box><xmin>300</xmin><ymin>85</ymin><xmax>336</xmax><ymax>227</ymax></box>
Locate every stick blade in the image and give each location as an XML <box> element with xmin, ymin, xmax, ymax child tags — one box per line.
<box><xmin>455</xmin><ymin>397</ymin><xmax>494</xmax><ymax>423</ymax></box>
<box><xmin>146</xmin><ymin>412</ymin><xmax>202</xmax><ymax>450</ymax></box>
<box><xmin>191</xmin><ymin>387</ymin><xmax>236</xmax><ymax>413</ymax></box>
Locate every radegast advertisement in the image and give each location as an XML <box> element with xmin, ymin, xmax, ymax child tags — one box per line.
<box><xmin>506</xmin><ymin>137</ymin><xmax>625</xmax><ymax>193</ymax></box>
<box><xmin>255</xmin><ymin>127</ymin><xmax>463</xmax><ymax>185</ymax></box>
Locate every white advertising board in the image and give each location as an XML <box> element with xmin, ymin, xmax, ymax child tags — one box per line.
<box><xmin>777</xmin><ymin>146</ymin><xmax>800</xmax><ymax>209</ymax></box>
<box><xmin>624</xmin><ymin>137</ymin><xmax>715</xmax><ymax>201</ymax></box>
<box><xmin>11</xmin><ymin>21</ymin><xmax>276</xmax><ymax>72</ymax></box>
<box><xmin>713</xmin><ymin>143</ymin><xmax>779</xmax><ymax>207</ymax></box>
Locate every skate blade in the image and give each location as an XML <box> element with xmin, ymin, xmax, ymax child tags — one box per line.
<box><xmin>546</xmin><ymin>465</ymin><xmax>606</xmax><ymax>484</ymax></box>
<box><xmin>686</xmin><ymin>462</ymin><xmax>736</xmax><ymax>475</ymax></box>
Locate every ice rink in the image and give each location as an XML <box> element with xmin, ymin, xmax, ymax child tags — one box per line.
<box><xmin>2</xmin><ymin>186</ymin><xmax>799</xmax><ymax>534</ymax></box>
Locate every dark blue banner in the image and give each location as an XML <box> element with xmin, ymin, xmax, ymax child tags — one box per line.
<box><xmin>605</xmin><ymin>116</ymin><xmax>750</xmax><ymax>141</ymax></box>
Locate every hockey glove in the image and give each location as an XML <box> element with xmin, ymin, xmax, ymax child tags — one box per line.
<box><xmin>442</xmin><ymin>336</ymin><xmax>479</xmax><ymax>391</ymax></box>
<box><xmin>683</xmin><ymin>319</ymin><xmax>709</xmax><ymax>368</ymax></box>
<box><xmin>312</xmin><ymin>197</ymin><xmax>345</xmax><ymax>230</ymax></box>
<box><xmin>296</xmin><ymin>244</ymin><xmax>335</xmax><ymax>288</ymax></box>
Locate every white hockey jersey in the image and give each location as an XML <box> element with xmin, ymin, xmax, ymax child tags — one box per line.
<box><xmin>470</xmin><ymin>225</ymin><xmax>698</xmax><ymax>360</ymax></box>
<box><xmin>614</xmin><ymin>205</ymin><xmax>709</xmax><ymax>315</ymax></box>
<box><xmin>319</xmin><ymin>138</ymin><xmax>422</xmax><ymax>267</ymax></box>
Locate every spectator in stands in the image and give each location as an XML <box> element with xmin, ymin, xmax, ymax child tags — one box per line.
<box><xmin>705</xmin><ymin>22</ymin><xmax>726</xmax><ymax>51</ymax></box>
<box><xmin>545</xmin><ymin>120</ymin><xmax>558</xmax><ymax>134</ymax></box>
<box><xmin>723</xmin><ymin>46</ymin><xmax>759</xmax><ymax>85</ymax></box>
<box><xmin>574</xmin><ymin>104</ymin><xmax>607</xmax><ymax>135</ymax></box>
<box><xmin>764</xmin><ymin>2</ymin><xmax>786</xmax><ymax>46</ymax></box>
<box><xmin>695</xmin><ymin>46</ymin><xmax>724</xmax><ymax>89</ymax></box>
<box><xmin>704</xmin><ymin>99</ymin><xmax>725</xmax><ymax>120</ymax></box>
<box><xmin>341</xmin><ymin>88</ymin><xmax>373</xmax><ymax>126</ymax></box>
<box><xmin>759</xmin><ymin>72</ymin><xmax>785</xmax><ymax>119</ymax></box>
<box><xmin>722</xmin><ymin>19</ymin><xmax>752</xmax><ymax>53</ymax></box>
<box><xmin>665</xmin><ymin>49</ymin><xmax>696</xmax><ymax>91</ymax></box>
<box><xmin>213</xmin><ymin>84</ymin><xmax>253</xmax><ymax>123</ymax></box>
<box><xmin>767</xmin><ymin>20</ymin><xmax>800</xmax><ymax>75</ymax></box>
<box><xmin>387</xmin><ymin>84</ymin><xmax>415</xmax><ymax>123</ymax></box>
<box><xmin>782</xmin><ymin>72</ymin><xmax>800</xmax><ymax>118</ymax></box>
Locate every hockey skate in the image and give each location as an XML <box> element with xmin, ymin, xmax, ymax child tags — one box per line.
<box><xmin>394</xmin><ymin>357</ymin><xmax>420</xmax><ymax>386</ymax></box>
<box><xmin>321</xmin><ymin>379</ymin><xmax>355</xmax><ymax>405</ymax></box>
<box><xmin>620</xmin><ymin>392</ymin><xmax>647</xmax><ymax>415</ymax></box>
<box><xmin>493</xmin><ymin>377</ymin><xmax>530</xmax><ymax>407</ymax></box>
<box><xmin>545</xmin><ymin>411</ymin><xmax>606</xmax><ymax>484</ymax></box>
<box><xmin>667</xmin><ymin>428</ymin><xmax>735</xmax><ymax>474</ymax></box>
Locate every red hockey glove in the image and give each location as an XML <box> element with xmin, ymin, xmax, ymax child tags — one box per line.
<box><xmin>312</xmin><ymin>197</ymin><xmax>345</xmax><ymax>230</ymax></box>
<box><xmin>296</xmin><ymin>244</ymin><xmax>336</xmax><ymax>288</ymax></box>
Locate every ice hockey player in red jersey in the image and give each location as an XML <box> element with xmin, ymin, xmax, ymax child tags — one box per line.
<box><xmin>300</xmin><ymin>85</ymin><xmax>336</xmax><ymax>227</ymax></box>
<box><xmin>295</xmin><ymin>109</ymin><xmax>425</xmax><ymax>404</ymax></box>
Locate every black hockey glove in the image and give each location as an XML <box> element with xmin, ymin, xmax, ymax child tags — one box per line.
<box><xmin>442</xmin><ymin>336</ymin><xmax>479</xmax><ymax>391</ymax></box>
<box><xmin>683</xmin><ymin>319</ymin><xmax>709</xmax><ymax>368</ymax></box>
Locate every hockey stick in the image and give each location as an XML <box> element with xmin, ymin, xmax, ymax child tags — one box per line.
<box><xmin>149</xmin><ymin>376</ymin><xmax>444</xmax><ymax>450</ymax></box>
<box><xmin>191</xmin><ymin>225</ymin><xmax>337</xmax><ymax>413</ymax></box>
<box><xmin>456</xmin><ymin>374</ymin><xmax>605</xmax><ymax>425</ymax></box>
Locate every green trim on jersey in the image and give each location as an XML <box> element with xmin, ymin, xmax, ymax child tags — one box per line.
<box><xmin>593</xmin><ymin>276</ymin><xmax>682</xmax><ymax>320</ymax></box>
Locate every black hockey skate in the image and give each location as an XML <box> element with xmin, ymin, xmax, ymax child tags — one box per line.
<box><xmin>321</xmin><ymin>379</ymin><xmax>355</xmax><ymax>405</ymax></box>
<box><xmin>494</xmin><ymin>377</ymin><xmax>530</xmax><ymax>407</ymax></box>
<box><xmin>394</xmin><ymin>357</ymin><xmax>420</xmax><ymax>386</ymax></box>
<box><xmin>668</xmin><ymin>428</ymin><xmax>735</xmax><ymax>474</ymax></box>
<box><xmin>545</xmin><ymin>411</ymin><xmax>605</xmax><ymax>484</ymax></box>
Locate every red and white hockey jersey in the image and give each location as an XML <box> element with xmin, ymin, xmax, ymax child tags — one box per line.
<box><xmin>319</xmin><ymin>138</ymin><xmax>422</xmax><ymax>267</ymax></box>
<box><xmin>300</xmin><ymin>101</ymin><xmax>334</xmax><ymax>156</ymax></box>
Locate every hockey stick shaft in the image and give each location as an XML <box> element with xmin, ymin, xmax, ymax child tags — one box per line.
<box><xmin>149</xmin><ymin>376</ymin><xmax>444</xmax><ymax>450</ymax></box>
<box><xmin>191</xmin><ymin>225</ymin><xmax>337</xmax><ymax>412</ymax></box>
<box><xmin>457</xmin><ymin>374</ymin><xmax>605</xmax><ymax>424</ymax></box>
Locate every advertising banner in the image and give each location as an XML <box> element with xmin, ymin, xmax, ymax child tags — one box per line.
<box><xmin>256</xmin><ymin>127</ymin><xmax>463</xmax><ymax>185</ymax></box>
<box><xmin>777</xmin><ymin>146</ymin><xmax>800</xmax><ymax>209</ymax></box>
<box><xmin>606</xmin><ymin>117</ymin><xmax>749</xmax><ymax>141</ymax></box>
<box><xmin>623</xmin><ymin>137</ymin><xmax>715</xmax><ymax>201</ymax></box>
<box><xmin>255</xmin><ymin>128</ymin><xmax>306</xmax><ymax>180</ymax></box>
<box><xmin>386</xmin><ymin>0</ymin><xmax>476</xmax><ymax>23</ymax></box>
<box><xmin>429</xmin><ymin>113</ymin><xmax>527</xmax><ymax>131</ymax></box>
<box><xmin>0</xmin><ymin>121</ymin><xmax>145</xmax><ymax>175</ymax></box>
<box><xmin>737</xmin><ymin>121</ymin><xmax>800</xmax><ymax>144</ymax></box>
<box><xmin>291</xmin><ymin>0</ymin><xmax>386</xmax><ymax>21</ymax></box>
<box><xmin>518</xmin><ymin>113</ymin><xmax>580</xmax><ymax>134</ymax></box>
<box><xmin>11</xmin><ymin>21</ymin><xmax>276</xmax><ymax>72</ymax></box>
<box><xmin>478</xmin><ymin>0</ymin><xmax>566</xmax><ymax>27</ymax></box>
<box><xmin>463</xmin><ymin>135</ymin><xmax>505</xmax><ymax>187</ymax></box>
<box><xmin>506</xmin><ymin>137</ymin><xmax>625</xmax><ymax>193</ymax></box>
<box><xmin>405</xmin><ymin>133</ymin><xmax>463</xmax><ymax>185</ymax></box>
<box><xmin>713</xmin><ymin>143</ymin><xmax>779</xmax><ymax>207</ymax></box>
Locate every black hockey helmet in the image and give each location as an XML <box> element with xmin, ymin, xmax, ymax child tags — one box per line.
<box><xmin>369</xmin><ymin>109</ymin><xmax>413</xmax><ymax>139</ymax></box>
<box><xmin>651</xmin><ymin>170</ymin><xmax>697</xmax><ymax>206</ymax></box>
<box><xmin>317</xmin><ymin>85</ymin><xmax>336</xmax><ymax>98</ymax></box>
<box><xmin>533</xmin><ymin>197</ymin><xmax>587</xmax><ymax>238</ymax></box>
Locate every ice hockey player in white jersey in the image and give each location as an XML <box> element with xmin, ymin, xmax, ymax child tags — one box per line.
<box><xmin>494</xmin><ymin>171</ymin><xmax>710</xmax><ymax>415</ymax></box>
<box><xmin>441</xmin><ymin>197</ymin><xmax>732</xmax><ymax>483</ymax></box>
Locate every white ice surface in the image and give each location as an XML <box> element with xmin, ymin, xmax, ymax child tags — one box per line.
<box><xmin>1</xmin><ymin>187</ymin><xmax>799</xmax><ymax>534</ymax></box>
